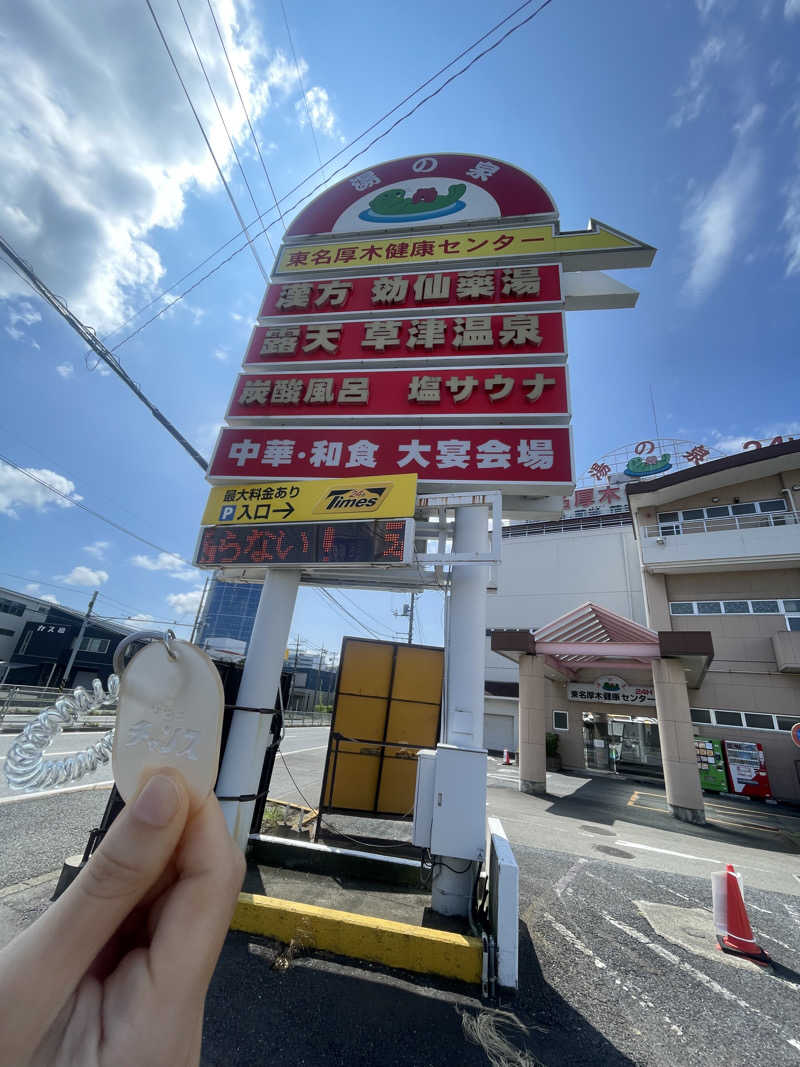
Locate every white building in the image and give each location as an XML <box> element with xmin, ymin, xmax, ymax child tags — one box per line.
<box><xmin>484</xmin><ymin>514</ymin><xmax>646</xmax><ymax>753</ymax></box>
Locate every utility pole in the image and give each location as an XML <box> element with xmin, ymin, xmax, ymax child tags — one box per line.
<box><xmin>190</xmin><ymin>574</ymin><xmax>210</xmax><ymax>644</ymax></box>
<box><xmin>62</xmin><ymin>590</ymin><xmax>98</xmax><ymax>688</ymax></box>
<box><xmin>393</xmin><ymin>593</ymin><xmax>418</xmax><ymax>644</ymax></box>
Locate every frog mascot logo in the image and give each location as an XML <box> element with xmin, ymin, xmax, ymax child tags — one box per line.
<box><xmin>358</xmin><ymin>183</ymin><xmax>468</xmax><ymax>224</ymax></box>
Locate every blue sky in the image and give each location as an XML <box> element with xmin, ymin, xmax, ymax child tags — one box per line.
<box><xmin>1</xmin><ymin>0</ymin><xmax>799</xmax><ymax>654</ymax></box>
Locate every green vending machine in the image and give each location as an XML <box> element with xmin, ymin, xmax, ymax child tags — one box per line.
<box><xmin>694</xmin><ymin>737</ymin><xmax>727</xmax><ymax>792</ymax></box>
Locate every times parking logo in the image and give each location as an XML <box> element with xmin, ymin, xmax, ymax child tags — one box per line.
<box><xmin>313</xmin><ymin>485</ymin><xmax>389</xmax><ymax>515</ymax></box>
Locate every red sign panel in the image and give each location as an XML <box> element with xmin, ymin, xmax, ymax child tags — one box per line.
<box><xmin>285</xmin><ymin>153</ymin><xmax>556</xmax><ymax>237</ymax></box>
<box><xmin>259</xmin><ymin>265</ymin><xmax>562</xmax><ymax>319</ymax></box>
<box><xmin>209</xmin><ymin>426</ymin><xmax>572</xmax><ymax>486</ymax></box>
<box><xmin>244</xmin><ymin>312</ymin><xmax>565</xmax><ymax>367</ymax></box>
<box><xmin>227</xmin><ymin>366</ymin><xmax>568</xmax><ymax>420</ymax></box>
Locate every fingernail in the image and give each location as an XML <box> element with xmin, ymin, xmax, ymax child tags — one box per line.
<box><xmin>132</xmin><ymin>774</ymin><xmax>181</xmax><ymax>827</ymax></box>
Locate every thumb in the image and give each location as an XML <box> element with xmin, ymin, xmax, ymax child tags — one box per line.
<box><xmin>51</xmin><ymin>770</ymin><xmax>190</xmax><ymax>981</ymax></box>
<box><xmin>0</xmin><ymin>771</ymin><xmax>190</xmax><ymax>1059</ymax></box>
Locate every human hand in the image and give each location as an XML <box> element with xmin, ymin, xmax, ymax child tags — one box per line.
<box><xmin>0</xmin><ymin>770</ymin><xmax>245</xmax><ymax>1067</ymax></box>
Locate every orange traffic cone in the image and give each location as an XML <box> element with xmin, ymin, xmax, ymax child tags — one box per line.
<box><xmin>503</xmin><ymin>749</ymin><xmax>513</xmax><ymax>766</ymax></box>
<box><xmin>711</xmin><ymin>863</ymin><xmax>770</xmax><ymax>966</ymax></box>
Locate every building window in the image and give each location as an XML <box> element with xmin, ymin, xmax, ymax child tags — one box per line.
<box><xmin>553</xmin><ymin>709</ymin><xmax>569</xmax><ymax>731</ymax></box>
<box><xmin>744</xmin><ymin>713</ymin><xmax>774</xmax><ymax>730</ymax></box>
<box><xmin>0</xmin><ymin>599</ymin><xmax>24</xmax><ymax>617</ymax></box>
<box><xmin>788</xmin><ymin>617</ymin><xmax>800</xmax><ymax>632</ymax></box>
<box><xmin>752</xmin><ymin>600</ymin><xmax>779</xmax><ymax>614</ymax></box>
<box><xmin>714</xmin><ymin>710</ymin><xmax>745</xmax><ymax>727</ymax></box>
<box><xmin>79</xmin><ymin>637</ymin><xmax>110</xmax><ymax>655</ymax></box>
<box><xmin>705</xmin><ymin>506</ymin><xmax>731</xmax><ymax>519</ymax></box>
<box><xmin>0</xmin><ymin>627</ymin><xmax>15</xmax><ymax>637</ymax></box>
<box><xmin>758</xmin><ymin>498</ymin><xmax>787</xmax><ymax>513</ymax></box>
<box><xmin>732</xmin><ymin>502</ymin><xmax>757</xmax><ymax>515</ymax></box>
<box><xmin>690</xmin><ymin>708</ymin><xmax>712</xmax><ymax>724</ymax></box>
<box><xmin>697</xmin><ymin>601</ymin><xmax>722</xmax><ymax>614</ymax></box>
<box><xmin>670</xmin><ymin>602</ymin><xmax>695</xmax><ymax>615</ymax></box>
<box><xmin>670</xmin><ymin>598</ymin><xmax>800</xmax><ymax>617</ymax></box>
<box><xmin>777</xmin><ymin>717</ymin><xmax>798</xmax><ymax>731</ymax></box>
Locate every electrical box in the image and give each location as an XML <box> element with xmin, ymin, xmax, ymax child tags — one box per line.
<box><xmin>412</xmin><ymin>749</ymin><xmax>437</xmax><ymax>848</ymax></box>
<box><xmin>430</xmin><ymin>744</ymin><xmax>487</xmax><ymax>861</ymax></box>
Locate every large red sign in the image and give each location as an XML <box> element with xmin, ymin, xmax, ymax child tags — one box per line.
<box><xmin>227</xmin><ymin>366</ymin><xmax>568</xmax><ymax>420</ymax></box>
<box><xmin>285</xmin><ymin>153</ymin><xmax>557</xmax><ymax>237</ymax></box>
<box><xmin>209</xmin><ymin>426</ymin><xmax>572</xmax><ymax>486</ymax></box>
<box><xmin>244</xmin><ymin>312</ymin><xmax>565</xmax><ymax>367</ymax></box>
<box><xmin>259</xmin><ymin>265</ymin><xmax>562</xmax><ymax>319</ymax></box>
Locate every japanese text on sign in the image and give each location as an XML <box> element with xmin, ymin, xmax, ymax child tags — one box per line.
<box><xmin>259</xmin><ymin>266</ymin><xmax>562</xmax><ymax>318</ymax></box>
<box><xmin>209</xmin><ymin>426</ymin><xmax>573</xmax><ymax>484</ymax></box>
<box><xmin>228</xmin><ymin>367</ymin><xmax>567</xmax><ymax>419</ymax></box>
<box><xmin>276</xmin><ymin>224</ymin><xmax>636</xmax><ymax>273</ymax></box>
<box><xmin>245</xmin><ymin>312</ymin><xmax>565</xmax><ymax>365</ymax></box>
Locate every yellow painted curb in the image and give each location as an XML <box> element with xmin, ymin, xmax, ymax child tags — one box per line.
<box><xmin>232</xmin><ymin>892</ymin><xmax>483</xmax><ymax>983</ymax></box>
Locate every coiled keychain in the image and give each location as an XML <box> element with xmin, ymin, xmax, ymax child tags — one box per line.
<box><xmin>5</xmin><ymin>630</ymin><xmax>224</xmax><ymax>807</ymax></box>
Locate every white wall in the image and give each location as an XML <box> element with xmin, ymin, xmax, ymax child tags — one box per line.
<box><xmin>485</xmin><ymin>525</ymin><xmax>646</xmax><ymax>689</ymax></box>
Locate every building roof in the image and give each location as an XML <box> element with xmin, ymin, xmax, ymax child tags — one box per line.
<box><xmin>625</xmin><ymin>438</ymin><xmax>800</xmax><ymax>508</ymax></box>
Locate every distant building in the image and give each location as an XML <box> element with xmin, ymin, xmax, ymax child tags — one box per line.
<box><xmin>196</xmin><ymin>577</ymin><xmax>261</xmax><ymax>654</ymax></box>
<box><xmin>0</xmin><ymin>587</ymin><xmax>133</xmax><ymax>688</ymax></box>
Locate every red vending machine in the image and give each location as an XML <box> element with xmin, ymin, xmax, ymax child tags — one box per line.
<box><xmin>722</xmin><ymin>739</ymin><xmax>772</xmax><ymax>798</ymax></box>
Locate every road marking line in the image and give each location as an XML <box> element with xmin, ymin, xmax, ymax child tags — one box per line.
<box><xmin>544</xmin><ymin>913</ymin><xmax>606</xmax><ymax>968</ymax></box>
<box><xmin>0</xmin><ymin>780</ymin><xmax>113</xmax><ymax>805</ymax></box>
<box><xmin>604</xmin><ymin>912</ymin><xmax>800</xmax><ymax>1049</ymax></box>
<box><xmin>0</xmin><ymin>870</ymin><xmax>61</xmax><ymax>901</ymax></box>
<box><xmin>707</xmin><ymin>816</ymin><xmax>782</xmax><ymax>834</ymax></box>
<box><xmin>554</xmin><ymin>858</ymin><xmax>588</xmax><ymax>898</ymax></box>
<box><xmin>615</xmin><ymin>841</ymin><xmax>722</xmax><ymax>864</ymax></box>
<box><xmin>280</xmin><ymin>744</ymin><xmax>327</xmax><ymax>756</ymax></box>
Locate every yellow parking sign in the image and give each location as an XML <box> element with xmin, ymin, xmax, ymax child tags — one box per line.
<box><xmin>201</xmin><ymin>474</ymin><xmax>417</xmax><ymax>526</ymax></box>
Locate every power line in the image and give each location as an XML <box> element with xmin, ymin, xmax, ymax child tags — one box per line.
<box><xmin>144</xmin><ymin>0</ymin><xmax>269</xmax><ymax>282</ymax></box>
<box><xmin>205</xmin><ymin>0</ymin><xmax>287</xmax><ymax>234</ymax></box>
<box><xmin>0</xmin><ymin>238</ymin><xmax>208</xmax><ymax>470</ymax></box>
<box><xmin>0</xmin><ymin>452</ymin><xmax>193</xmax><ymax>563</ymax></box>
<box><xmin>96</xmin><ymin>0</ymin><xmax>557</xmax><ymax>353</ymax></box>
<box><xmin>314</xmin><ymin>588</ymin><xmax>391</xmax><ymax>640</ymax></box>
<box><xmin>279</xmin><ymin>0</ymin><xmax>325</xmax><ymax>176</ymax></box>
<box><xmin>175</xmin><ymin>0</ymin><xmax>275</xmax><ymax>259</ymax></box>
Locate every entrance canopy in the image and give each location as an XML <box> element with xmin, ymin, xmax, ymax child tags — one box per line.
<box><xmin>491</xmin><ymin>601</ymin><xmax>713</xmax><ymax>687</ymax></box>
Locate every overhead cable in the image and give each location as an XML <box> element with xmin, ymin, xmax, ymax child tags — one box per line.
<box><xmin>205</xmin><ymin>0</ymin><xmax>287</xmax><ymax>233</ymax></box>
<box><xmin>0</xmin><ymin>452</ymin><xmax>194</xmax><ymax>562</ymax></box>
<box><xmin>278</xmin><ymin>0</ymin><xmax>325</xmax><ymax>176</ymax></box>
<box><xmin>101</xmin><ymin>0</ymin><xmax>557</xmax><ymax>351</ymax></box>
<box><xmin>0</xmin><ymin>238</ymin><xmax>208</xmax><ymax>470</ymax></box>
<box><xmin>174</xmin><ymin>0</ymin><xmax>275</xmax><ymax>258</ymax></box>
<box><xmin>144</xmin><ymin>0</ymin><xmax>269</xmax><ymax>281</ymax></box>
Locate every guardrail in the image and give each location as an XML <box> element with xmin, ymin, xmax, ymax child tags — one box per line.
<box><xmin>643</xmin><ymin>509</ymin><xmax>799</xmax><ymax>539</ymax></box>
<box><xmin>504</xmin><ymin>514</ymin><xmax>632</xmax><ymax>538</ymax></box>
<box><xmin>283</xmin><ymin>711</ymin><xmax>332</xmax><ymax>728</ymax></box>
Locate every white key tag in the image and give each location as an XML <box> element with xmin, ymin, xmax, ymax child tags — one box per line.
<box><xmin>112</xmin><ymin>638</ymin><xmax>224</xmax><ymax>807</ymax></box>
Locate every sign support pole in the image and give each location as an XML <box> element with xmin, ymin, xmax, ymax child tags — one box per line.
<box><xmin>216</xmin><ymin>568</ymin><xmax>300</xmax><ymax>847</ymax></box>
<box><xmin>432</xmin><ymin>504</ymin><xmax>489</xmax><ymax>916</ymax></box>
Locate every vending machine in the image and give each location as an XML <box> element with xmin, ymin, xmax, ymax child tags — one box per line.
<box><xmin>722</xmin><ymin>739</ymin><xmax>773</xmax><ymax>798</ymax></box>
<box><xmin>694</xmin><ymin>737</ymin><xmax>727</xmax><ymax>792</ymax></box>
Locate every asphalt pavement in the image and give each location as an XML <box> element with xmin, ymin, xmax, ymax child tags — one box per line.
<box><xmin>3</xmin><ymin>732</ymin><xmax>800</xmax><ymax>1066</ymax></box>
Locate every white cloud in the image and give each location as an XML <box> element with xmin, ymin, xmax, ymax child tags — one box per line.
<box><xmin>4</xmin><ymin>300</ymin><xmax>42</xmax><ymax>344</ymax></box>
<box><xmin>166</xmin><ymin>588</ymin><xmax>204</xmax><ymax>617</ymax></box>
<box><xmin>56</xmin><ymin>362</ymin><xmax>74</xmax><ymax>379</ymax></box>
<box><xmin>0</xmin><ymin>5</ymin><xmax>315</xmax><ymax>332</ymax></box>
<box><xmin>0</xmin><ymin>462</ymin><xmax>82</xmax><ymax>518</ymax></box>
<box><xmin>213</xmin><ymin>346</ymin><xmax>229</xmax><ymax>362</ymax></box>
<box><xmin>129</xmin><ymin>612</ymin><xmax>155</xmax><ymax>623</ymax></box>
<box><xmin>83</xmin><ymin>540</ymin><xmax>109</xmax><ymax>560</ymax></box>
<box><xmin>670</xmin><ymin>36</ymin><xmax>726</xmax><ymax>127</ymax></box>
<box><xmin>24</xmin><ymin>582</ymin><xmax>40</xmax><ymax>594</ymax></box>
<box><xmin>55</xmin><ymin>565</ymin><xmax>109</xmax><ymax>587</ymax></box>
<box><xmin>131</xmin><ymin>551</ymin><xmax>196</xmax><ymax>581</ymax></box>
<box><xmin>296</xmin><ymin>86</ymin><xmax>340</xmax><ymax>138</ymax></box>
<box><xmin>709</xmin><ymin>421</ymin><xmax>800</xmax><ymax>454</ymax></box>
<box><xmin>786</xmin><ymin>0</ymin><xmax>800</xmax><ymax>17</ymax></box>
<box><xmin>681</xmin><ymin>109</ymin><xmax>764</xmax><ymax>299</ymax></box>
<box><xmin>40</xmin><ymin>593</ymin><xmax>59</xmax><ymax>604</ymax></box>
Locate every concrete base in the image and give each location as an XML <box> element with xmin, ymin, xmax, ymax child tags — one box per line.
<box><xmin>520</xmin><ymin>778</ymin><xmax>547</xmax><ymax>796</ymax></box>
<box><xmin>670</xmin><ymin>804</ymin><xmax>707</xmax><ymax>826</ymax></box>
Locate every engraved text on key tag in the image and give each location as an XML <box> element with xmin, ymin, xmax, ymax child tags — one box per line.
<box><xmin>113</xmin><ymin>639</ymin><xmax>224</xmax><ymax>807</ymax></box>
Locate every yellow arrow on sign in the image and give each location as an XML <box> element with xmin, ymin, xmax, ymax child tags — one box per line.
<box><xmin>274</xmin><ymin>219</ymin><xmax>655</xmax><ymax>276</ymax></box>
